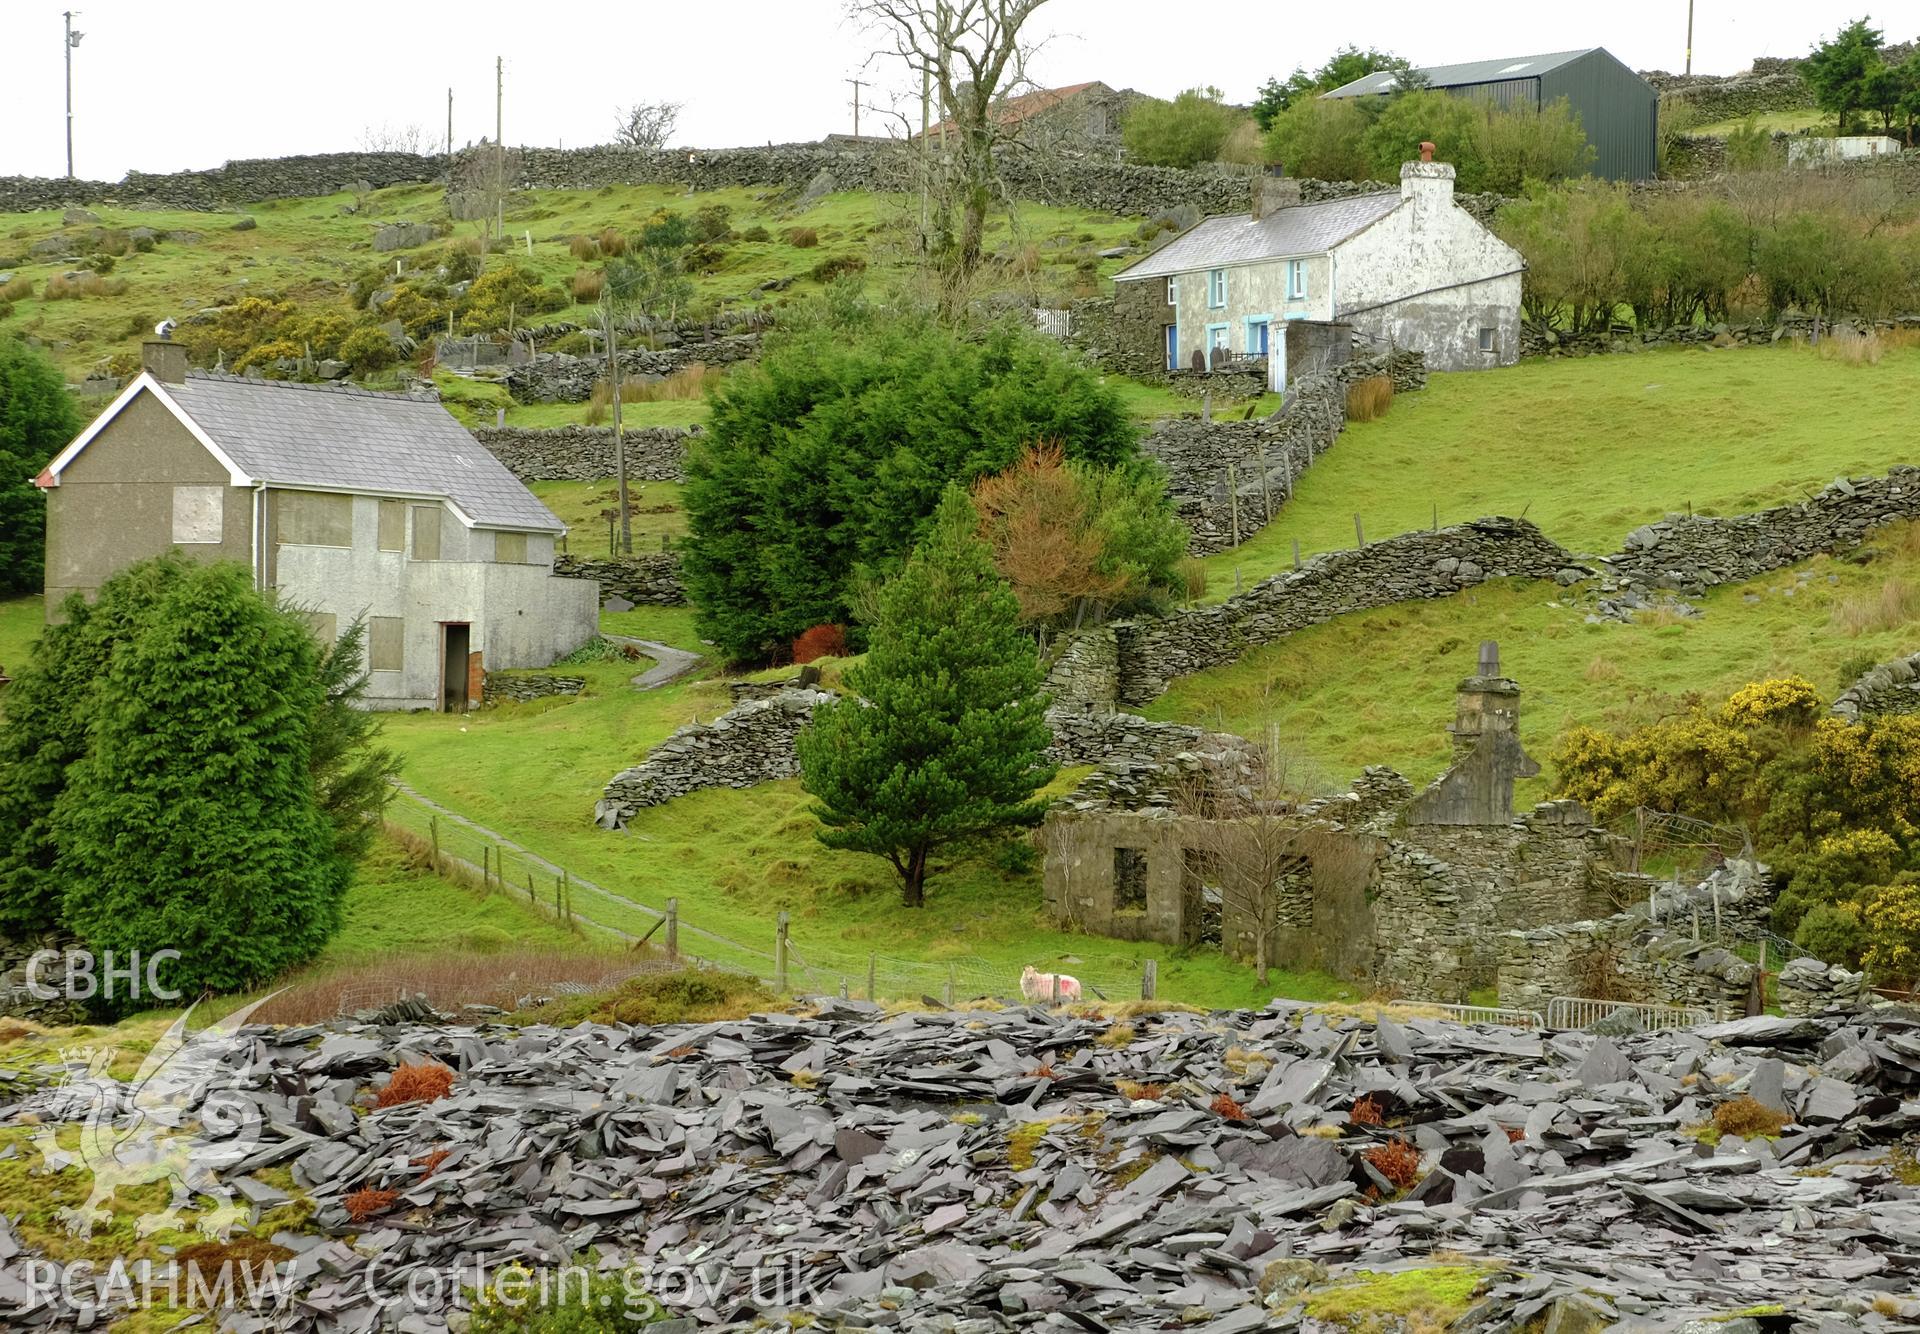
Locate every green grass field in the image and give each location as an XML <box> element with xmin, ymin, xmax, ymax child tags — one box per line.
<box><xmin>1692</xmin><ymin>108</ymin><xmax>1833</xmax><ymax>137</ymax></box>
<box><xmin>1196</xmin><ymin>342</ymin><xmax>1920</xmax><ymax>599</ymax></box>
<box><xmin>1</xmin><ymin>181</ymin><xmax>1144</xmax><ymax>381</ymax></box>
<box><xmin>1153</xmin><ymin>523</ymin><xmax>1920</xmax><ymax>800</ymax></box>
<box><xmin>326</xmin><ymin>835</ymin><xmax>581</xmax><ymax>963</ymax></box>
<box><xmin>531</xmin><ymin>479</ymin><xmax>686</xmax><ymax>555</ymax></box>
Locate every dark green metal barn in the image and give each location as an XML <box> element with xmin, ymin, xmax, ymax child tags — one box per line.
<box><xmin>1322</xmin><ymin>48</ymin><xmax>1658</xmax><ymax>181</ymax></box>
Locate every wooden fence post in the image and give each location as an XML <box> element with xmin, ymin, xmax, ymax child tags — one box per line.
<box><xmin>430</xmin><ymin>815</ymin><xmax>440</xmax><ymax>873</ymax></box>
<box><xmin>526</xmin><ymin>871</ymin><xmax>535</xmax><ymax>904</ymax></box>
<box><xmin>945</xmin><ymin>964</ymin><xmax>956</xmax><ymax>1008</ymax></box>
<box><xmin>665</xmin><ymin>897</ymin><xmax>679</xmax><ymax>961</ymax></box>
<box><xmin>1256</xmin><ymin>440</ymin><xmax>1272</xmax><ymax>523</ymax></box>
<box><xmin>1354</xmin><ymin>514</ymin><xmax>1365</xmax><ymax>548</ymax></box>
<box><xmin>554</xmin><ymin>875</ymin><xmax>562</xmax><ymax>917</ymax></box>
<box><xmin>1226</xmin><ymin>463</ymin><xmax>1240</xmax><ymax>548</ymax></box>
<box><xmin>481</xmin><ymin>845</ymin><xmax>491</xmax><ymax>892</ymax></box>
<box><xmin>1292</xmin><ymin>538</ymin><xmax>1301</xmax><ymax>571</ymax></box>
<box><xmin>775</xmin><ymin>911</ymin><xmax>790</xmax><ymax>993</ymax></box>
<box><xmin>562</xmin><ymin>870</ymin><xmax>572</xmax><ymax>925</ymax></box>
<box><xmin>1142</xmin><ymin>960</ymin><xmax>1158</xmax><ymax>1001</ymax></box>
<box><xmin>867</xmin><ymin>952</ymin><xmax>877</xmax><ymax>1002</ymax></box>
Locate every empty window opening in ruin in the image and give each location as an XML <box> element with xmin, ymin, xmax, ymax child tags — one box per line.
<box><xmin>1114</xmin><ymin>847</ymin><xmax>1148</xmax><ymax>913</ymax></box>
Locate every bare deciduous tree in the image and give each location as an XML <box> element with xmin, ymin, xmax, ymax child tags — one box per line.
<box><xmin>1173</xmin><ymin>736</ymin><xmax>1312</xmax><ymax>986</ymax></box>
<box><xmin>848</xmin><ymin>0</ymin><xmax>1054</xmax><ymax>309</ymax></box>
<box><xmin>614</xmin><ymin>101</ymin><xmax>683</xmax><ymax>151</ymax></box>
<box><xmin>447</xmin><ymin>143</ymin><xmax>508</xmax><ymax>239</ymax></box>
<box><xmin>359</xmin><ymin>122</ymin><xmax>425</xmax><ymax>154</ymax></box>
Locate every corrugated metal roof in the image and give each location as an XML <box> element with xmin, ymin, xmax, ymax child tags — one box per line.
<box><xmin>1114</xmin><ymin>192</ymin><xmax>1401</xmax><ymax>282</ymax></box>
<box><xmin>1322</xmin><ymin>49</ymin><xmax>1595</xmax><ymax>97</ymax></box>
<box><xmin>166</xmin><ymin>373</ymin><xmax>563</xmax><ymax>532</ymax></box>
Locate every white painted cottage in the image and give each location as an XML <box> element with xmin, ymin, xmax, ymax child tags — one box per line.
<box><xmin>1112</xmin><ymin>149</ymin><xmax>1525</xmax><ymax>388</ymax></box>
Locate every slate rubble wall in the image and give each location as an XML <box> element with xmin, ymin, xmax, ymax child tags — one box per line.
<box><xmin>473</xmin><ymin>426</ymin><xmax>693</xmax><ymax>483</ymax></box>
<box><xmin>595</xmin><ymin>687</ymin><xmax>834</xmax><ymax>825</ymax></box>
<box><xmin>1832</xmin><ymin>651</ymin><xmax>1920</xmax><ymax>722</ymax></box>
<box><xmin>1599</xmin><ymin>467</ymin><xmax>1920</xmax><ymax>594</ymax></box>
<box><xmin>0</xmin><ymin>152</ymin><xmax>446</xmax><ymax>213</ymax></box>
<box><xmin>553</xmin><ymin>553</ymin><xmax>687</xmax><ymax>606</ymax></box>
<box><xmin>484</xmin><ymin>672</ymin><xmax>586</xmax><ymax>704</ymax></box>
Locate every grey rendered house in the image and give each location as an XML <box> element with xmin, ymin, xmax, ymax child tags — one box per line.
<box><xmin>36</xmin><ymin>340</ymin><xmax>597</xmax><ymax>710</ymax></box>
<box><xmin>1110</xmin><ymin>155</ymin><xmax>1525</xmax><ymax>388</ymax></box>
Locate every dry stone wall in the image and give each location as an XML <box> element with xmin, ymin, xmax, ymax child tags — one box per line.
<box><xmin>1522</xmin><ymin>314</ymin><xmax>1920</xmax><ymax>359</ymax></box>
<box><xmin>503</xmin><ymin>335</ymin><xmax>760</xmax><ymax>403</ymax></box>
<box><xmin>1599</xmin><ymin>467</ymin><xmax>1920</xmax><ymax>594</ymax></box>
<box><xmin>483</xmin><ymin>672</ymin><xmax>585</xmax><ymax>704</ymax></box>
<box><xmin>1645</xmin><ymin>71</ymin><xmax>1815</xmax><ymax>124</ymax></box>
<box><xmin>553</xmin><ymin>553</ymin><xmax>686</xmax><ymax>606</ymax></box>
<box><xmin>595</xmin><ymin>687</ymin><xmax>833</xmax><ymax>827</ymax></box>
<box><xmin>473</xmin><ymin>426</ymin><xmax>693</xmax><ymax>483</ymax></box>
<box><xmin>1833</xmin><ymin>652</ymin><xmax>1920</xmax><ymax>722</ymax></box>
<box><xmin>1107</xmin><ymin>517</ymin><xmax>1586</xmax><ymax>707</ymax></box>
<box><xmin>1145</xmin><ymin>352</ymin><xmax>1427</xmax><ymax>556</ymax></box>
<box><xmin>0</xmin><ymin>152</ymin><xmax>444</xmax><ymax>214</ymax></box>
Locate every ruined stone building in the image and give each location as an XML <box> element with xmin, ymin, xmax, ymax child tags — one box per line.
<box><xmin>1041</xmin><ymin>644</ymin><xmax>1644</xmax><ymax>1001</ymax></box>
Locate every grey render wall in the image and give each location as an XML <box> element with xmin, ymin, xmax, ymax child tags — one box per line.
<box><xmin>275</xmin><ymin>494</ymin><xmax>596</xmax><ymax>708</ymax></box>
<box><xmin>1331</xmin><ymin>166</ymin><xmax>1526</xmax><ymax>369</ymax></box>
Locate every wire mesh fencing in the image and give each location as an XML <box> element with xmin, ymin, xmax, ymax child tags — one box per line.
<box><xmin>382</xmin><ymin>785</ymin><xmax>1159</xmax><ymax>1009</ymax></box>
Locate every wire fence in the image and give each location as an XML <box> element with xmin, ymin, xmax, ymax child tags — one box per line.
<box><xmin>382</xmin><ymin>784</ymin><xmax>1158</xmax><ymax>1007</ymax></box>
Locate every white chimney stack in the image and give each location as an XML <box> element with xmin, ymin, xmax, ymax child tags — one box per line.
<box><xmin>1401</xmin><ymin>141</ymin><xmax>1455</xmax><ymax>209</ymax></box>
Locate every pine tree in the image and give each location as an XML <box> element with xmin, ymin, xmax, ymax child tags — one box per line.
<box><xmin>0</xmin><ymin>555</ymin><xmax>195</xmax><ymax>937</ymax></box>
<box><xmin>309</xmin><ymin>618</ymin><xmax>400</xmax><ymax>866</ymax></box>
<box><xmin>0</xmin><ymin>337</ymin><xmax>81</xmax><ymax>595</ymax></box>
<box><xmin>796</xmin><ymin>487</ymin><xmax>1055</xmax><ymax>907</ymax></box>
<box><xmin>50</xmin><ymin>562</ymin><xmax>347</xmax><ymax>996</ymax></box>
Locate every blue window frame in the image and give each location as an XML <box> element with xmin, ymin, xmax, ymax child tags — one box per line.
<box><xmin>1244</xmin><ymin>316</ymin><xmax>1272</xmax><ymax>356</ymax></box>
<box><xmin>1286</xmin><ymin>259</ymin><xmax>1306</xmax><ymax>301</ymax></box>
<box><xmin>1208</xmin><ymin>268</ymin><xmax>1227</xmax><ymax>308</ymax></box>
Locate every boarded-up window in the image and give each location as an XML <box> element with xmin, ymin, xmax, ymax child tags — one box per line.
<box><xmin>171</xmin><ymin>485</ymin><xmax>223</xmax><ymax>544</ymax></box>
<box><xmin>307</xmin><ymin>611</ymin><xmax>338</xmax><ymax>644</ymax></box>
<box><xmin>276</xmin><ymin>490</ymin><xmax>352</xmax><ymax>547</ymax></box>
<box><xmin>410</xmin><ymin>505</ymin><xmax>442</xmax><ymax>561</ymax></box>
<box><xmin>369</xmin><ymin>616</ymin><xmax>404</xmax><ymax>671</ymax></box>
<box><xmin>494</xmin><ymin>531</ymin><xmax>527</xmax><ymax>564</ymax></box>
<box><xmin>377</xmin><ymin>500</ymin><xmax>406</xmax><ymax>552</ymax></box>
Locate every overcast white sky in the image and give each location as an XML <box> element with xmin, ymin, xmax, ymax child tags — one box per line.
<box><xmin>0</xmin><ymin>0</ymin><xmax>1879</xmax><ymax>181</ymax></box>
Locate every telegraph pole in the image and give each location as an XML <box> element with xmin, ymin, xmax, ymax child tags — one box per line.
<box><xmin>1685</xmin><ymin>0</ymin><xmax>1695</xmax><ymax>76</ymax></box>
<box><xmin>495</xmin><ymin>56</ymin><xmax>504</xmax><ymax>240</ymax></box>
<box><xmin>845</xmin><ymin>78</ymin><xmax>862</xmax><ymax>137</ymax></box>
<box><xmin>446</xmin><ymin>87</ymin><xmax>453</xmax><ymax>156</ymax></box>
<box><xmin>63</xmin><ymin>11</ymin><xmax>84</xmax><ymax>178</ymax></box>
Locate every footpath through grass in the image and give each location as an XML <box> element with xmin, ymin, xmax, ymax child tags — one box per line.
<box><xmin>1197</xmin><ymin>342</ymin><xmax>1920</xmax><ymax>599</ymax></box>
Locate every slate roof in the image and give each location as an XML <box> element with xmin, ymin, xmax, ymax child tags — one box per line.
<box><xmin>1322</xmin><ymin>49</ymin><xmax>1594</xmax><ymax>97</ymax></box>
<box><xmin>164</xmin><ymin>372</ymin><xmax>562</xmax><ymax>532</ymax></box>
<box><xmin>1113</xmin><ymin>192</ymin><xmax>1401</xmax><ymax>282</ymax></box>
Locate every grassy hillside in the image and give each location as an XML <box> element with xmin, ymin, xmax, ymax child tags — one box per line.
<box><xmin>1</xmin><ymin>182</ymin><xmax>1144</xmax><ymax>383</ymax></box>
<box><xmin>1153</xmin><ymin>522</ymin><xmax>1920</xmax><ymax>800</ymax></box>
<box><xmin>1196</xmin><ymin>342</ymin><xmax>1920</xmax><ymax>598</ymax></box>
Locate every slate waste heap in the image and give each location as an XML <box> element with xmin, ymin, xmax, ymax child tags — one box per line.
<box><xmin>3</xmin><ymin>1000</ymin><xmax>1920</xmax><ymax>1330</ymax></box>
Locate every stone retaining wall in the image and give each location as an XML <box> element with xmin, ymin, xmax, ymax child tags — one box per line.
<box><xmin>473</xmin><ymin>426</ymin><xmax>694</xmax><ymax>483</ymax></box>
<box><xmin>503</xmin><ymin>335</ymin><xmax>760</xmax><ymax>403</ymax></box>
<box><xmin>1775</xmin><ymin>956</ymin><xmax>1869</xmax><ymax>1015</ymax></box>
<box><xmin>484</xmin><ymin>672</ymin><xmax>586</xmax><ymax>704</ymax></box>
<box><xmin>1495</xmin><ymin>862</ymin><xmax>1771</xmax><ymax>1014</ymax></box>
<box><xmin>1522</xmin><ymin>314</ymin><xmax>1920</xmax><ymax>360</ymax></box>
<box><xmin>1832</xmin><ymin>651</ymin><xmax>1920</xmax><ymax>722</ymax></box>
<box><xmin>553</xmin><ymin>553</ymin><xmax>686</xmax><ymax>606</ymax></box>
<box><xmin>1645</xmin><ymin>71</ymin><xmax>1815</xmax><ymax>125</ymax></box>
<box><xmin>1599</xmin><ymin>467</ymin><xmax>1920</xmax><ymax>594</ymax></box>
<box><xmin>1103</xmin><ymin>517</ymin><xmax>1585</xmax><ymax>707</ymax></box>
<box><xmin>1145</xmin><ymin>352</ymin><xmax>1427</xmax><ymax>556</ymax></box>
<box><xmin>594</xmin><ymin>687</ymin><xmax>833</xmax><ymax>827</ymax></box>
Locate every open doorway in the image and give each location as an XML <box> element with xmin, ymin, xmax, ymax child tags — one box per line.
<box><xmin>440</xmin><ymin>622</ymin><xmax>470</xmax><ymax>712</ymax></box>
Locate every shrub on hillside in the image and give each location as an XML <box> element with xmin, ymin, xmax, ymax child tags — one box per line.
<box><xmin>598</xmin><ymin>227</ymin><xmax>629</xmax><ymax>257</ymax></box>
<box><xmin>0</xmin><ymin>275</ymin><xmax>32</xmax><ymax>303</ymax></box>
<box><xmin>741</xmin><ymin>225</ymin><xmax>771</xmax><ymax>243</ymax></box>
<box><xmin>0</xmin><ymin>337</ymin><xmax>80</xmax><ymax>595</ymax></box>
<box><xmin>792</xmin><ymin>623</ymin><xmax>848</xmax><ymax>663</ymax></box>
<box><xmin>0</xmin><ymin>556</ymin><xmax>396</xmax><ymax>987</ymax></box>
<box><xmin>784</xmin><ymin>226</ymin><xmax>819</xmax><ymax>249</ymax></box>
<box><xmin>1122</xmin><ymin>87</ymin><xmax>1239</xmax><ymax>168</ymax></box>
<box><xmin>571</xmin><ymin>267</ymin><xmax>605</xmax><ymax>303</ymax></box>
<box><xmin>691</xmin><ymin>205</ymin><xmax>733</xmax><ymax>243</ymax></box>
<box><xmin>569</xmin><ymin>234</ymin><xmax>599</xmax><ymax>261</ymax></box>
<box><xmin>459</xmin><ymin>262</ymin><xmax>568</xmax><ymax>334</ymax></box>
<box><xmin>809</xmin><ymin>254</ymin><xmax>866</xmax><ymax>284</ymax></box>
<box><xmin>680</xmin><ymin>305</ymin><xmax>1137</xmax><ymax>661</ymax></box>
<box><xmin>339</xmin><ymin>324</ymin><xmax>398</xmax><ymax>374</ymax></box>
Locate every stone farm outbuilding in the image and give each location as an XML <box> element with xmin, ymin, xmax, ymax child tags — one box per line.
<box><xmin>36</xmin><ymin>340</ymin><xmax>598</xmax><ymax>710</ymax></box>
<box><xmin>1111</xmin><ymin>152</ymin><xmax>1525</xmax><ymax>385</ymax></box>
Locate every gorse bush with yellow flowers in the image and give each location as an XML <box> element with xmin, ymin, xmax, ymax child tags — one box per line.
<box><xmin>1554</xmin><ymin>676</ymin><xmax>1920</xmax><ymax>981</ymax></box>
